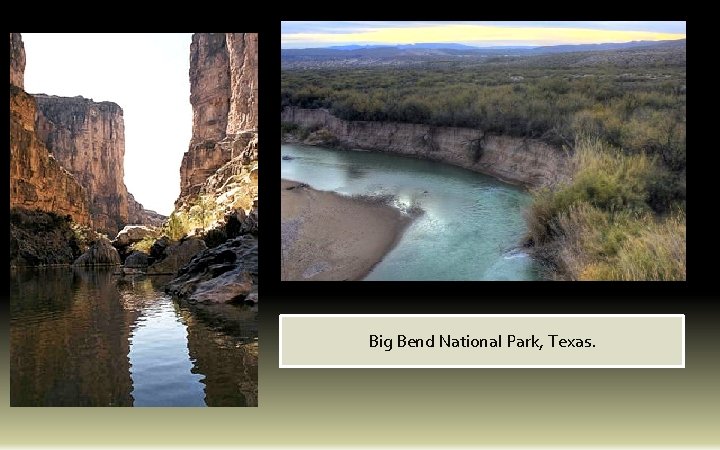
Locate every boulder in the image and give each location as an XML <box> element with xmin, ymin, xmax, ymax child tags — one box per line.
<box><xmin>112</xmin><ymin>225</ymin><xmax>160</xmax><ymax>263</ymax></box>
<box><xmin>113</xmin><ymin>225</ymin><xmax>157</xmax><ymax>247</ymax></box>
<box><xmin>125</xmin><ymin>251</ymin><xmax>150</xmax><ymax>268</ymax></box>
<box><xmin>73</xmin><ymin>237</ymin><xmax>121</xmax><ymax>266</ymax></box>
<box><xmin>149</xmin><ymin>236</ymin><xmax>173</xmax><ymax>261</ymax></box>
<box><xmin>190</xmin><ymin>267</ymin><xmax>254</xmax><ymax>304</ymax></box>
<box><xmin>146</xmin><ymin>237</ymin><xmax>207</xmax><ymax>275</ymax></box>
<box><xmin>164</xmin><ymin>234</ymin><xmax>257</xmax><ymax>304</ymax></box>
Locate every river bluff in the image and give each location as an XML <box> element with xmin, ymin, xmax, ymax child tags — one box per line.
<box><xmin>176</xmin><ymin>33</ymin><xmax>258</xmax><ymax>215</ymax></box>
<box><xmin>281</xmin><ymin>107</ymin><xmax>570</xmax><ymax>188</ymax></box>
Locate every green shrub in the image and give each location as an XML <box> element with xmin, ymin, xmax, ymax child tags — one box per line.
<box><xmin>526</xmin><ymin>138</ymin><xmax>685</xmax><ymax>280</ymax></box>
<box><xmin>130</xmin><ymin>236</ymin><xmax>156</xmax><ymax>254</ymax></box>
<box><xmin>526</xmin><ymin>138</ymin><xmax>654</xmax><ymax>246</ymax></box>
<box><xmin>188</xmin><ymin>194</ymin><xmax>217</xmax><ymax>232</ymax></box>
<box><xmin>611</xmin><ymin>210</ymin><xmax>686</xmax><ymax>280</ymax></box>
<box><xmin>552</xmin><ymin>204</ymin><xmax>685</xmax><ymax>280</ymax></box>
<box><xmin>163</xmin><ymin>212</ymin><xmax>188</xmax><ymax>240</ymax></box>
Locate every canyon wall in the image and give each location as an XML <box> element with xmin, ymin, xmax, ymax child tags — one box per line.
<box><xmin>282</xmin><ymin>107</ymin><xmax>570</xmax><ymax>188</ymax></box>
<box><xmin>10</xmin><ymin>33</ymin><xmax>25</xmax><ymax>89</ymax></box>
<box><xmin>127</xmin><ymin>193</ymin><xmax>165</xmax><ymax>227</ymax></box>
<box><xmin>35</xmin><ymin>95</ymin><xmax>164</xmax><ymax>234</ymax></box>
<box><xmin>176</xmin><ymin>33</ymin><xmax>258</xmax><ymax>215</ymax></box>
<box><xmin>34</xmin><ymin>95</ymin><xmax>128</xmax><ymax>235</ymax></box>
<box><xmin>10</xmin><ymin>33</ymin><xmax>91</xmax><ymax>227</ymax></box>
<box><xmin>225</xmin><ymin>33</ymin><xmax>258</xmax><ymax>135</ymax></box>
<box><xmin>10</xmin><ymin>33</ymin><xmax>163</xmax><ymax>238</ymax></box>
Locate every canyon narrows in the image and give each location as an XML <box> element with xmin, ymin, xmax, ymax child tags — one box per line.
<box><xmin>10</xmin><ymin>32</ymin><xmax>259</xmax><ymax>407</ymax></box>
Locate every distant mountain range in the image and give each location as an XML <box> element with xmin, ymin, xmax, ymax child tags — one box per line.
<box><xmin>326</xmin><ymin>43</ymin><xmax>497</xmax><ymax>51</ymax></box>
<box><xmin>281</xmin><ymin>39</ymin><xmax>686</xmax><ymax>68</ymax></box>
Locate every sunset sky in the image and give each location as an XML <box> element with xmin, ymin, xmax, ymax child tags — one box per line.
<box><xmin>281</xmin><ymin>21</ymin><xmax>686</xmax><ymax>48</ymax></box>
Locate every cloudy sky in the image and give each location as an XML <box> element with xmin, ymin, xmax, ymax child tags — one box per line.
<box><xmin>281</xmin><ymin>21</ymin><xmax>686</xmax><ymax>48</ymax></box>
<box><xmin>22</xmin><ymin>33</ymin><xmax>193</xmax><ymax>216</ymax></box>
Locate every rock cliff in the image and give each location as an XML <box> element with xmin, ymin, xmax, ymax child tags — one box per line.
<box><xmin>225</xmin><ymin>33</ymin><xmax>258</xmax><ymax>135</ymax></box>
<box><xmin>35</xmin><ymin>95</ymin><xmax>164</xmax><ymax>234</ymax></box>
<box><xmin>282</xmin><ymin>107</ymin><xmax>570</xmax><ymax>188</ymax></box>
<box><xmin>10</xmin><ymin>33</ymin><xmax>91</xmax><ymax>227</ymax></box>
<box><xmin>176</xmin><ymin>33</ymin><xmax>258</xmax><ymax>215</ymax></box>
<box><xmin>10</xmin><ymin>33</ymin><xmax>25</xmax><ymax>89</ymax></box>
<box><xmin>127</xmin><ymin>193</ymin><xmax>166</xmax><ymax>227</ymax></box>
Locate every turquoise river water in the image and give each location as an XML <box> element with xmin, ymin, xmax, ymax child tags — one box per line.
<box><xmin>281</xmin><ymin>144</ymin><xmax>541</xmax><ymax>281</ymax></box>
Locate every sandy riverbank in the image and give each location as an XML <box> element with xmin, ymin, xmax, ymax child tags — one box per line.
<box><xmin>281</xmin><ymin>179</ymin><xmax>411</xmax><ymax>281</ymax></box>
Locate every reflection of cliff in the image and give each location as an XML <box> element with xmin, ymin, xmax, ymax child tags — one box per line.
<box><xmin>180</xmin><ymin>303</ymin><xmax>258</xmax><ymax>406</ymax></box>
<box><xmin>10</xmin><ymin>269</ymin><xmax>136</xmax><ymax>406</ymax></box>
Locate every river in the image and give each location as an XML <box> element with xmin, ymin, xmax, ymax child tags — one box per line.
<box><xmin>281</xmin><ymin>144</ymin><xmax>541</xmax><ymax>281</ymax></box>
<box><xmin>10</xmin><ymin>267</ymin><xmax>258</xmax><ymax>406</ymax></box>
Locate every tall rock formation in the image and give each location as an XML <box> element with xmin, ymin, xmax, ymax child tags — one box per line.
<box><xmin>10</xmin><ymin>33</ymin><xmax>25</xmax><ymax>89</ymax></box>
<box><xmin>225</xmin><ymin>33</ymin><xmax>258</xmax><ymax>135</ymax></box>
<box><xmin>127</xmin><ymin>193</ymin><xmax>166</xmax><ymax>226</ymax></box>
<box><xmin>34</xmin><ymin>95</ymin><xmax>128</xmax><ymax>235</ymax></box>
<box><xmin>34</xmin><ymin>95</ymin><xmax>165</xmax><ymax>234</ymax></box>
<box><xmin>10</xmin><ymin>32</ymin><xmax>164</xmax><ymax>240</ymax></box>
<box><xmin>176</xmin><ymin>33</ymin><xmax>258</xmax><ymax>216</ymax></box>
<box><xmin>10</xmin><ymin>33</ymin><xmax>91</xmax><ymax>227</ymax></box>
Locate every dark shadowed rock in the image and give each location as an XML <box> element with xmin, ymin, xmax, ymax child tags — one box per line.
<box><xmin>124</xmin><ymin>251</ymin><xmax>150</xmax><ymax>268</ymax></box>
<box><xmin>10</xmin><ymin>208</ymin><xmax>87</xmax><ymax>266</ymax></box>
<box><xmin>164</xmin><ymin>234</ymin><xmax>257</xmax><ymax>304</ymax></box>
<box><xmin>146</xmin><ymin>237</ymin><xmax>207</xmax><ymax>275</ymax></box>
<box><xmin>149</xmin><ymin>236</ymin><xmax>173</xmax><ymax>261</ymax></box>
<box><xmin>73</xmin><ymin>237</ymin><xmax>121</xmax><ymax>266</ymax></box>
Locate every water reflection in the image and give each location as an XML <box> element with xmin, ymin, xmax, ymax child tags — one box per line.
<box><xmin>10</xmin><ymin>268</ymin><xmax>258</xmax><ymax>406</ymax></box>
<box><xmin>11</xmin><ymin>267</ymin><xmax>134</xmax><ymax>406</ymax></box>
<box><xmin>129</xmin><ymin>298</ymin><xmax>206</xmax><ymax>406</ymax></box>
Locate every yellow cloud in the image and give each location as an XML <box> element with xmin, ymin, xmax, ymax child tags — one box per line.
<box><xmin>282</xmin><ymin>24</ymin><xmax>686</xmax><ymax>46</ymax></box>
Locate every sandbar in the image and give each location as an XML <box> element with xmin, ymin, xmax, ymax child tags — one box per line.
<box><xmin>281</xmin><ymin>179</ymin><xmax>411</xmax><ymax>281</ymax></box>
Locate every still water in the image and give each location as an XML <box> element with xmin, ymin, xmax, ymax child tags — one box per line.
<box><xmin>10</xmin><ymin>267</ymin><xmax>258</xmax><ymax>406</ymax></box>
<box><xmin>282</xmin><ymin>144</ymin><xmax>541</xmax><ymax>280</ymax></box>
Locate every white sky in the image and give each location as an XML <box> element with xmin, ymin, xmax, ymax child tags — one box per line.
<box><xmin>22</xmin><ymin>33</ymin><xmax>194</xmax><ymax>216</ymax></box>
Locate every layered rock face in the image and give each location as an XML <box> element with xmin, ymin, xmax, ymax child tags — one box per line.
<box><xmin>34</xmin><ymin>95</ymin><xmax>127</xmax><ymax>234</ymax></box>
<box><xmin>35</xmin><ymin>95</ymin><xmax>164</xmax><ymax>234</ymax></box>
<box><xmin>176</xmin><ymin>33</ymin><xmax>258</xmax><ymax>214</ymax></box>
<box><xmin>128</xmin><ymin>193</ymin><xmax>165</xmax><ymax>227</ymax></box>
<box><xmin>11</xmin><ymin>32</ymin><xmax>163</xmax><ymax>242</ymax></box>
<box><xmin>10</xmin><ymin>33</ymin><xmax>25</xmax><ymax>89</ymax></box>
<box><xmin>10</xmin><ymin>33</ymin><xmax>91</xmax><ymax>227</ymax></box>
<box><xmin>225</xmin><ymin>33</ymin><xmax>258</xmax><ymax>135</ymax></box>
<box><xmin>282</xmin><ymin>107</ymin><xmax>570</xmax><ymax>188</ymax></box>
